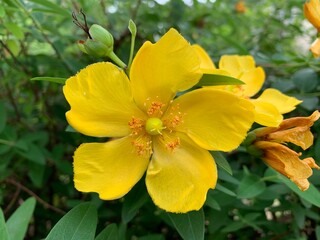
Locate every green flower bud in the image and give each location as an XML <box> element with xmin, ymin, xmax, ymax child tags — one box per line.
<box><xmin>89</xmin><ymin>24</ymin><xmax>114</xmax><ymax>51</ymax></box>
<box><xmin>78</xmin><ymin>24</ymin><xmax>114</xmax><ymax>58</ymax></box>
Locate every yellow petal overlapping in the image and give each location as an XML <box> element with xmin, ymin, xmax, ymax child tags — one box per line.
<box><xmin>130</xmin><ymin>28</ymin><xmax>202</xmax><ymax>110</ymax></box>
<box><xmin>256</xmin><ymin>88</ymin><xmax>302</xmax><ymax>114</ymax></box>
<box><xmin>172</xmin><ymin>88</ymin><xmax>255</xmax><ymax>151</ymax></box>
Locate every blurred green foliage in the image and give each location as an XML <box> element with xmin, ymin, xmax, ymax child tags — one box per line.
<box><xmin>0</xmin><ymin>0</ymin><xmax>320</xmax><ymax>239</ymax></box>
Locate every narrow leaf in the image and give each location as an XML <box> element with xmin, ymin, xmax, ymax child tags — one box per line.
<box><xmin>45</xmin><ymin>203</ymin><xmax>97</xmax><ymax>240</ymax></box>
<box><xmin>30</xmin><ymin>77</ymin><xmax>66</xmax><ymax>84</ymax></box>
<box><xmin>279</xmin><ymin>176</ymin><xmax>320</xmax><ymax>208</ymax></box>
<box><xmin>6</xmin><ymin>197</ymin><xmax>36</xmax><ymax>240</ymax></box>
<box><xmin>95</xmin><ymin>224</ymin><xmax>118</xmax><ymax>240</ymax></box>
<box><xmin>0</xmin><ymin>101</ymin><xmax>7</xmax><ymax>134</ymax></box>
<box><xmin>27</xmin><ymin>0</ymin><xmax>70</xmax><ymax>16</ymax></box>
<box><xmin>167</xmin><ymin>209</ymin><xmax>204</xmax><ymax>240</ymax></box>
<box><xmin>0</xmin><ymin>209</ymin><xmax>9</xmax><ymax>240</ymax></box>
<box><xmin>216</xmin><ymin>184</ymin><xmax>236</xmax><ymax>197</ymax></box>
<box><xmin>211</xmin><ymin>151</ymin><xmax>232</xmax><ymax>175</ymax></box>
<box><xmin>197</xmin><ymin>74</ymin><xmax>244</xmax><ymax>86</ymax></box>
<box><xmin>237</xmin><ymin>174</ymin><xmax>266</xmax><ymax>198</ymax></box>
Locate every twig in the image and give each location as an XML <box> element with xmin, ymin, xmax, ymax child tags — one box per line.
<box><xmin>4</xmin><ymin>178</ymin><xmax>66</xmax><ymax>215</ymax></box>
<box><xmin>4</xmin><ymin>187</ymin><xmax>21</xmax><ymax>215</ymax></box>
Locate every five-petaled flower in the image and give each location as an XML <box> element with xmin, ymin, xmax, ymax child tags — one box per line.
<box><xmin>63</xmin><ymin>28</ymin><xmax>255</xmax><ymax>213</ymax></box>
<box><xmin>253</xmin><ymin>110</ymin><xmax>320</xmax><ymax>191</ymax></box>
<box><xmin>192</xmin><ymin>45</ymin><xmax>302</xmax><ymax>127</ymax></box>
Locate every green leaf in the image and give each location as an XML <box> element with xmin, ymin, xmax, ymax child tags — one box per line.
<box><xmin>0</xmin><ymin>101</ymin><xmax>7</xmax><ymax>134</ymax></box>
<box><xmin>27</xmin><ymin>0</ymin><xmax>70</xmax><ymax>17</ymax></box>
<box><xmin>216</xmin><ymin>183</ymin><xmax>236</xmax><ymax>197</ymax></box>
<box><xmin>45</xmin><ymin>202</ymin><xmax>97</xmax><ymax>240</ymax></box>
<box><xmin>316</xmin><ymin>225</ymin><xmax>320</xmax><ymax>239</ymax></box>
<box><xmin>6</xmin><ymin>39</ymin><xmax>21</xmax><ymax>56</ymax></box>
<box><xmin>0</xmin><ymin>5</ymin><xmax>5</xmax><ymax>17</ymax></box>
<box><xmin>0</xmin><ymin>209</ymin><xmax>9</xmax><ymax>240</ymax></box>
<box><xmin>139</xmin><ymin>234</ymin><xmax>165</xmax><ymax>240</ymax></box>
<box><xmin>205</xmin><ymin>190</ymin><xmax>221</xmax><ymax>210</ymax></box>
<box><xmin>221</xmin><ymin>221</ymin><xmax>246</xmax><ymax>233</ymax></box>
<box><xmin>279</xmin><ymin>176</ymin><xmax>320</xmax><ymax>208</ymax></box>
<box><xmin>3</xmin><ymin>22</ymin><xmax>24</xmax><ymax>40</ymax></box>
<box><xmin>292</xmin><ymin>68</ymin><xmax>318</xmax><ymax>93</ymax></box>
<box><xmin>30</xmin><ymin>77</ymin><xmax>66</xmax><ymax>84</ymax></box>
<box><xmin>211</xmin><ymin>151</ymin><xmax>232</xmax><ymax>175</ymax></box>
<box><xmin>6</xmin><ymin>197</ymin><xmax>36</xmax><ymax>240</ymax></box>
<box><xmin>197</xmin><ymin>74</ymin><xmax>244</xmax><ymax>86</ymax></box>
<box><xmin>121</xmin><ymin>181</ymin><xmax>149</xmax><ymax>224</ymax></box>
<box><xmin>95</xmin><ymin>224</ymin><xmax>118</xmax><ymax>240</ymax></box>
<box><xmin>167</xmin><ymin>209</ymin><xmax>205</xmax><ymax>240</ymax></box>
<box><xmin>292</xmin><ymin>204</ymin><xmax>305</xmax><ymax>229</ymax></box>
<box><xmin>237</xmin><ymin>173</ymin><xmax>266</xmax><ymax>198</ymax></box>
<box><xmin>298</xmin><ymin>96</ymin><xmax>319</xmax><ymax>111</ymax></box>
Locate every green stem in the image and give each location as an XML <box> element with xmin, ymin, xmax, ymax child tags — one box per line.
<box><xmin>109</xmin><ymin>51</ymin><xmax>127</xmax><ymax>69</ymax></box>
<box><xmin>127</xmin><ymin>30</ymin><xmax>136</xmax><ymax>73</ymax></box>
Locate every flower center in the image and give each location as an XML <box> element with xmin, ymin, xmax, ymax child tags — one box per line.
<box><xmin>145</xmin><ymin>117</ymin><xmax>164</xmax><ymax>135</ymax></box>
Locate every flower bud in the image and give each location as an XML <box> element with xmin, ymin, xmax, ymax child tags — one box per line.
<box><xmin>78</xmin><ymin>24</ymin><xmax>114</xmax><ymax>58</ymax></box>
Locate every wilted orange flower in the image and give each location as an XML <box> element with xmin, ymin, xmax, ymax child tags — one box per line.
<box><xmin>304</xmin><ymin>0</ymin><xmax>320</xmax><ymax>31</ymax></box>
<box><xmin>253</xmin><ymin>111</ymin><xmax>320</xmax><ymax>191</ymax></box>
<box><xmin>310</xmin><ymin>38</ymin><xmax>320</xmax><ymax>57</ymax></box>
<box><xmin>235</xmin><ymin>0</ymin><xmax>246</xmax><ymax>13</ymax></box>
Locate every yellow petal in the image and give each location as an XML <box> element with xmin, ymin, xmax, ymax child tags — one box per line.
<box><xmin>219</xmin><ymin>55</ymin><xmax>242</xmax><ymax>78</ymax></box>
<box><xmin>254</xmin><ymin>141</ymin><xmax>313</xmax><ymax>191</ymax></box>
<box><xmin>130</xmin><ymin>28</ymin><xmax>202</xmax><ymax>110</ymax></box>
<box><xmin>192</xmin><ymin>44</ymin><xmax>216</xmax><ymax>71</ymax></box>
<box><xmin>256</xmin><ymin>88</ymin><xmax>302</xmax><ymax>114</ymax></box>
<box><xmin>63</xmin><ymin>62</ymin><xmax>146</xmax><ymax>137</ymax></box>
<box><xmin>240</xmin><ymin>67</ymin><xmax>265</xmax><ymax>97</ymax></box>
<box><xmin>170</xmin><ymin>88</ymin><xmax>254</xmax><ymax>151</ymax></box>
<box><xmin>73</xmin><ymin>137</ymin><xmax>150</xmax><ymax>200</ymax></box>
<box><xmin>236</xmin><ymin>55</ymin><xmax>256</xmax><ymax>71</ymax></box>
<box><xmin>146</xmin><ymin>132</ymin><xmax>217</xmax><ymax>213</ymax></box>
<box><xmin>252</xmin><ymin>100</ymin><xmax>283</xmax><ymax>127</ymax></box>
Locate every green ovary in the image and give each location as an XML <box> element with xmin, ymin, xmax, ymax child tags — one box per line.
<box><xmin>145</xmin><ymin>118</ymin><xmax>164</xmax><ymax>135</ymax></box>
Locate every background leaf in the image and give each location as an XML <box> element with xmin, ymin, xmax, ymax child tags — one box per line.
<box><xmin>0</xmin><ymin>209</ymin><xmax>9</xmax><ymax>240</ymax></box>
<box><xmin>45</xmin><ymin>202</ymin><xmax>97</xmax><ymax>240</ymax></box>
<box><xmin>6</xmin><ymin>197</ymin><xmax>36</xmax><ymax>240</ymax></box>
<box><xmin>167</xmin><ymin>209</ymin><xmax>205</xmax><ymax>240</ymax></box>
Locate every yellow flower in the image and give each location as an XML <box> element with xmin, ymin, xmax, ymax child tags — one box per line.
<box><xmin>304</xmin><ymin>0</ymin><xmax>320</xmax><ymax>31</ymax></box>
<box><xmin>63</xmin><ymin>29</ymin><xmax>255</xmax><ymax>213</ymax></box>
<box><xmin>253</xmin><ymin>111</ymin><xmax>320</xmax><ymax>191</ymax></box>
<box><xmin>192</xmin><ymin>45</ymin><xmax>302</xmax><ymax>127</ymax></box>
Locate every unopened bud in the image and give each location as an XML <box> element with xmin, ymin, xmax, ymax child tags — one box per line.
<box><xmin>78</xmin><ymin>24</ymin><xmax>114</xmax><ymax>58</ymax></box>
